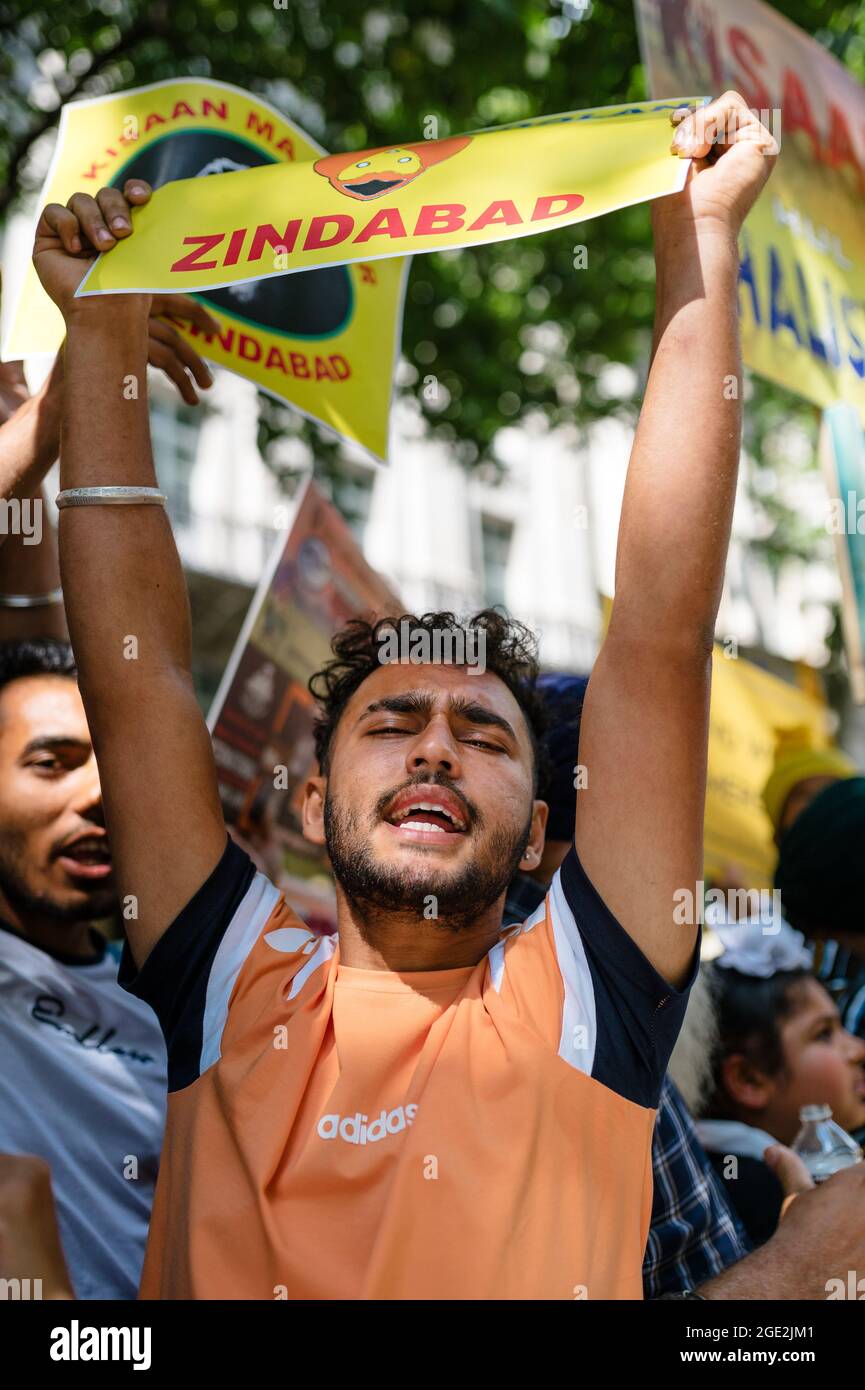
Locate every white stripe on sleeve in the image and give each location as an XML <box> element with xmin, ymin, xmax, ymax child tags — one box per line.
<box><xmin>548</xmin><ymin>867</ymin><xmax>597</xmax><ymax>1075</ymax></box>
<box><xmin>200</xmin><ymin>871</ymin><xmax>281</xmax><ymax>1074</ymax></box>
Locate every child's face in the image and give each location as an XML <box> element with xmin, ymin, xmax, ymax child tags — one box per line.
<box><xmin>767</xmin><ymin>979</ymin><xmax>865</xmax><ymax>1141</ymax></box>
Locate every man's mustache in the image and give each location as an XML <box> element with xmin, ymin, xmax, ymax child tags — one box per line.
<box><xmin>373</xmin><ymin>772</ymin><xmax>479</xmax><ymax>828</ymax></box>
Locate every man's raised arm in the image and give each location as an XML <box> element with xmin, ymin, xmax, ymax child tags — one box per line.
<box><xmin>33</xmin><ymin>181</ymin><xmax>229</xmax><ymax>966</ymax></box>
<box><xmin>575</xmin><ymin>93</ymin><xmax>778</xmax><ymax>987</ymax></box>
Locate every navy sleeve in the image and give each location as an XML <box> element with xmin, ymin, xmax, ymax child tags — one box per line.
<box><xmin>119</xmin><ymin>835</ymin><xmax>255</xmax><ymax>1091</ymax></box>
<box><xmin>559</xmin><ymin>845</ymin><xmax>699</xmax><ymax>1108</ymax></box>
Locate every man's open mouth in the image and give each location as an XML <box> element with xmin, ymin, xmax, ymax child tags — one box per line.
<box><xmin>383</xmin><ymin>786</ymin><xmax>469</xmax><ymax>835</ymax></box>
<box><xmin>343</xmin><ymin>177</ymin><xmax>404</xmax><ymax>197</ymax></box>
<box><xmin>55</xmin><ymin>835</ymin><xmax>113</xmax><ymax>881</ymax></box>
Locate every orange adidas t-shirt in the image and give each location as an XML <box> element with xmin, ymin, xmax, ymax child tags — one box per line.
<box><xmin>122</xmin><ymin>838</ymin><xmax>696</xmax><ymax>1300</ymax></box>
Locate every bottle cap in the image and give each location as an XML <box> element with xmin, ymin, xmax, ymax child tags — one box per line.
<box><xmin>799</xmin><ymin>1103</ymin><xmax>832</xmax><ymax>1122</ymax></box>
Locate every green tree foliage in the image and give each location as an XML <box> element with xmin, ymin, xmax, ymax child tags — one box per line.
<box><xmin>1</xmin><ymin>0</ymin><xmax>862</xmax><ymax>484</ymax></box>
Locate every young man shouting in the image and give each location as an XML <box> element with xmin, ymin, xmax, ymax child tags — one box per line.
<box><xmin>0</xmin><ymin>640</ymin><xmax>166</xmax><ymax>1299</ymax></box>
<box><xmin>33</xmin><ymin>93</ymin><xmax>777</xmax><ymax>1299</ymax></box>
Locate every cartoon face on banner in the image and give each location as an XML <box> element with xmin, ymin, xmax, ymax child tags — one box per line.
<box><xmin>111</xmin><ymin>130</ymin><xmax>352</xmax><ymax>337</ymax></box>
<box><xmin>313</xmin><ymin>136</ymin><xmax>472</xmax><ymax>200</ymax></box>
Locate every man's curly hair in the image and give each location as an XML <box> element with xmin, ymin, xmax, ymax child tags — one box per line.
<box><xmin>308</xmin><ymin>609</ymin><xmax>550</xmax><ymax>793</ymax></box>
<box><xmin>0</xmin><ymin>639</ymin><xmax>76</xmax><ymax>691</ymax></box>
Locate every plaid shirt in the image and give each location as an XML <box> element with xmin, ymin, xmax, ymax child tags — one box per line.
<box><xmin>644</xmin><ymin>1076</ymin><xmax>750</xmax><ymax>1296</ymax></box>
<box><xmin>503</xmin><ymin>875</ymin><xmax>750</xmax><ymax>1297</ymax></box>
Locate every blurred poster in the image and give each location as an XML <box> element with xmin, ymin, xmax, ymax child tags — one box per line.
<box><xmin>636</xmin><ymin>0</ymin><xmax>865</xmax><ymax>425</ymax></box>
<box><xmin>208</xmin><ymin>477</ymin><xmax>400</xmax><ymax>932</ymax></box>
<box><xmin>2</xmin><ymin>77</ymin><xmax>407</xmax><ymax>463</ymax></box>
<box><xmin>820</xmin><ymin>403</ymin><xmax>865</xmax><ymax>703</ymax></box>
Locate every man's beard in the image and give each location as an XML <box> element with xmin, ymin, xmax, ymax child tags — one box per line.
<box><xmin>0</xmin><ymin>838</ymin><xmax>115</xmax><ymax>925</ymax></box>
<box><xmin>323</xmin><ymin>781</ymin><xmax>532</xmax><ymax>933</ymax></box>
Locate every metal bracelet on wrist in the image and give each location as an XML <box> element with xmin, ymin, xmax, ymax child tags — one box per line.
<box><xmin>0</xmin><ymin>587</ymin><xmax>64</xmax><ymax>608</ymax></box>
<box><xmin>55</xmin><ymin>486</ymin><xmax>166</xmax><ymax>510</ymax></box>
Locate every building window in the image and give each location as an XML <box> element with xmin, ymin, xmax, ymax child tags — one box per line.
<box><xmin>150</xmin><ymin>397</ymin><xmax>201</xmax><ymax>530</ymax></box>
<box><xmin>480</xmin><ymin>516</ymin><xmax>512</xmax><ymax>609</ymax></box>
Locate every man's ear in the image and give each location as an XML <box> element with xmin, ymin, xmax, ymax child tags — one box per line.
<box><xmin>720</xmin><ymin>1052</ymin><xmax>774</xmax><ymax>1114</ymax></box>
<box><xmin>519</xmin><ymin>799</ymin><xmax>549</xmax><ymax>871</ymax></box>
<box><xmin>302</xmin><ymin>774</ymin><xmax>327</xmax><ymax>846</ymax></box>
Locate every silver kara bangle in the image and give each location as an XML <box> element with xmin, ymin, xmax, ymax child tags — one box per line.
<box><xmin>55</xmin><ymin>486</ymin><xmax>167</xmax><ymax>510</ymax></box>
<box><xmin>0</xmin><ymin>587</ymin><xmax>64</xmax><ymax>608</ymax></box>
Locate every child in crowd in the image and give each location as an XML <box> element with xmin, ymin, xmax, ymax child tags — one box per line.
<box><xmin>692</xmin><ymin>924</ymin><xmax>865</xmax><ymax>1246</ymax></box>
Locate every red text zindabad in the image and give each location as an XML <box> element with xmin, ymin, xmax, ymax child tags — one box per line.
<box><xmin>168</xmin><ymin>194</ymin><xmax>585</xmax><ymax>273</ymax></box>
<box><xmin>164</xmin><ymin>315</ymin><xmax>351</xmax><ymax>381</ymax></box>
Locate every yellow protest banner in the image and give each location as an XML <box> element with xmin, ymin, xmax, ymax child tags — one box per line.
<box><xmin>636</xmin><ymin>0</ymin><xmax>865</xmax><ymax>426</ymax></box>
<box><xmin>2</xmin><ymin>78</ymin><xmax>408</xmax><ymax>464</ymax></box>
<box><xmin>600</xmin><ymin>597</ymin><xmax>831</xmax><ymax>885</ymax></box>
<box><xmin>76</xmin><ymin>98</ymin><xmax>699</xmax><ymax>296</ymax></box>
<box><xmin>705</xmin><ymin>648</ymin><xmax>831</xmax><ymax>886</ymax></box>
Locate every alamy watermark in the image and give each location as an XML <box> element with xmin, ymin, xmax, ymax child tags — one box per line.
<box><xmin>377</xmin><ymin>619</ymin><xmax>487</xmax><ymax>674</ymax></box>
<box><xmin>0</xmin><ymin>496</ymin><xmax>42</xmax><ymax>545</ymax></box>
<box><xmin>826</xmin><ymin>1271</ymin><xmax>865</xmax><ymax>1299</ymax></box>
<box><xmin>673</xmin><ymin>880</ymin><xmax>782</xmax><ymax>933</ymax></box>
<box><xmin>674</xmin><ymin>104</ymin><xmax>782</xmax><ymax>154</ymax></box>
<box><xmin>826</xmin><ymin>491</ymin><xmax>865</xmax><ymax>535</ymax></box>
<box><xmin>49</xmin><ymin>1321</ymin><xmax>151</xmax><ymax>1370</ymax></box>
<box><xmin>0</xmin><ymin>1277</ymin><xmax>42</xmax><ymax>1299</ymax></box>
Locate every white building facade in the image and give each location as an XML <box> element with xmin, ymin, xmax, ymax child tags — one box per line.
<box><xmin>148</xmin><ymin>365</ymin><xmax>843</xmax><ymax>710</ymax></box>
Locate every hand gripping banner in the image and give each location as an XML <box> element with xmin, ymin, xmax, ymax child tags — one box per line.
<box><xmin>75</xmin><ymin>97</ymin><xmax>696</xmax><ymax>302</ymax></box>
<box><xmin>5</xmin><ymin>85</ymin><xmax>700</xmax><ymax>461</ymax></box>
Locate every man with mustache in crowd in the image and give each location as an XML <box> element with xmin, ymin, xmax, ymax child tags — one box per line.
<box><xmin>0</xmin><ymin>639</ymin><xmax>166</xmax><ymax>1300</ymax></box>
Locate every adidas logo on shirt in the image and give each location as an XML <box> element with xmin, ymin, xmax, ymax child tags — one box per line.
<box><xmin>317</xmin><ymin>1105</ymin><xmax>418</xmax><ymax>1145</ymax></box>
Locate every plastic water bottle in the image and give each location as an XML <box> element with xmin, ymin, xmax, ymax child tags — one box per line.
<box><xmin>791</xmin><ymin>1104</ymin><xmax>863</xmax><ymax>1182</ymax></box>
